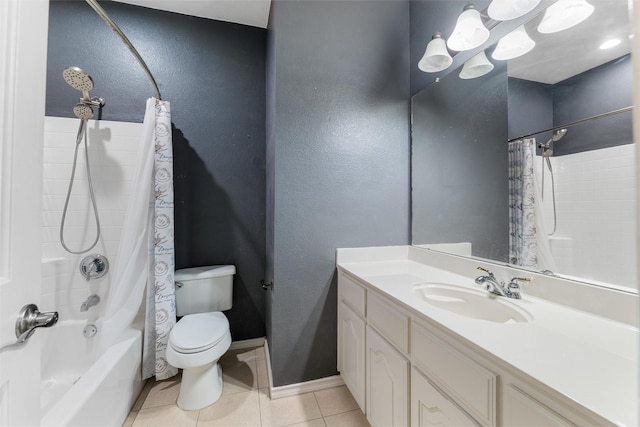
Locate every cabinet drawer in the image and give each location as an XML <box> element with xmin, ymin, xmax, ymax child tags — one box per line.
<box><xmin>412</xmin><ymin>321</ymin><xmax>496</xmax><ymax>426</ymax></box>
<box><xmin>411</xmin><ymin>368</ymin><xmax>479</xmax><ymax>427</ymax></box>
<box><xmin>339</xmin><ymin>272</ymin><xmax>366</xmax><ymax>317</ymax></box>
<box><xmin>368</xmin><ymin>291</ymin><xmax>410</xmax><ymax>354</ymax></box>
<box><xmin>503</xmin><ymin>385</ymin><xmax>577</xmax><ymax>427</ymax></box>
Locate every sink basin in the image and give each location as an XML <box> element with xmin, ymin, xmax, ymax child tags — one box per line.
<box><xmin>413</xmin><ymin>283</ymin><xmax>533</xmax><ymax>323</ymax></box>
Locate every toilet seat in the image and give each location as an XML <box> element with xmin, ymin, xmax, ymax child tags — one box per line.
<box><xmin>170</xmin><ymin>312</ymin><xmax>229</xmax><ymax>354</ymax></box>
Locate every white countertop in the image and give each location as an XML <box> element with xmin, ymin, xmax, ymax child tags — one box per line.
<box><xmin>337</xmin><ymin>248</ymin><xmax>639</xmax><ymax>427</ymax></box>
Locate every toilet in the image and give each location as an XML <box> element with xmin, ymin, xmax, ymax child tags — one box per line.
<box><xmin>166</xmin><ymin>265</ymin><xmax>235</xmax><ymax>410</ymax></box>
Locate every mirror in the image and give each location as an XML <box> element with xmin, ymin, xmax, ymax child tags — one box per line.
<box><xmin>411</xmin><ymin>0</ymin><xmax>636</xmax><ymax>291</ymax></box>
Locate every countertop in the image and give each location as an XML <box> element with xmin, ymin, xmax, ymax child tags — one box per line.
<box><xmin>337</xmin><ymin>248</ymin><xmax>639</xmax><ymax>427</ymax></box>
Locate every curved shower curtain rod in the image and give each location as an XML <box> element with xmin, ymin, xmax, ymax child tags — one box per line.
<box><xmin>85</xmin><ymin>0</ymin><xmax>162</xmax><ymax>100</ymax></box>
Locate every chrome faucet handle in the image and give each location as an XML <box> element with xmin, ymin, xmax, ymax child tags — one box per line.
<box><xmin>506</xmin><ymin>277</ymin><xmax>531</xmax><ymax>299</ymax></box>
<box><xmin>475</xmin><ymin>266</ymin><xmax>496</xmax><ymax>285</ymax></box>
<box><xmin>509</xmin><ymin>277</ymin><xmax>531</xmax><ymax>287</ymax></box>
<box><xmin>476</xmin><ymin>266</ymin><xmax>495</xmax><ymax>278</ymax></box>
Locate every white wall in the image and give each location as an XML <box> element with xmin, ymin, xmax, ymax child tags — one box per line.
<box><xmin>537</xmin><ymin>144</ymin><xmax>637</xmax><ymax>289</ymax></box>
<box><xmin>41</xmin><ymin>117</ymin><xmax>143</xmax><ymax>321</ymax></box>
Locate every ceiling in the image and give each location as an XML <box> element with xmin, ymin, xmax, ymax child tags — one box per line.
<box><xmin>113</xmin><ymin>0</ymin><xmax>272</xmax><ymax>28</ymax></box>
<box><xmin>113</xmin><ymin>0</ymin><xmax>630</xmax><ymax>85</ymax></box>
<box><xmin>507</xmin><ymin>0</ymin><xmax>632</xmax><ymax>84</ymax></box>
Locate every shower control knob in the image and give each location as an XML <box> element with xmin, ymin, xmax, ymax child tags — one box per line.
<box><xmin>79</xmin><ymin>254</ymin><xmax>109</xmax><ymax>281</ymax></box>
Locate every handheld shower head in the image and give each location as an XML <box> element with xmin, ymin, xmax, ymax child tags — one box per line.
<box><xmin>540</xmin><ymin>128</ymin><xmax>568</xmax><ymax>150</ymax></box>
<box><xmin>73</xmin><ymin>103</ymin><xmax>94</xmax><ymax>120</ymax></box>
<box><xmin>63</xmin><ymin>66</ymin><xmax>94</xmax><ymax>100</ymax></box>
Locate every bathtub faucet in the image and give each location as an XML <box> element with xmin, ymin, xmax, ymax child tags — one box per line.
<box><xmin>80</xmin><ymin>294</ymin><xmax>101</xmax><ymax>312</ymax></box>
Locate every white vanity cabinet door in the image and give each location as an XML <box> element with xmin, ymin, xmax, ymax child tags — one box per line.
<box><xmin>411</xmin><ymin>368</ymin><xmax>479</xmax><ymax>427</ymax></box>
<box><xmin>338</xmin><ymin>301</ymin><xmax>366</xmax><ymax>412</ymax></box>
<box><xmin>503</xmin><ymin>385</ymin><xmax>578</xmax><ymax>427</ymax></box>
<box><xmin>366</xmin><ymin>325</ymin><xmax>409</xmax><ymax>427</ymax></box>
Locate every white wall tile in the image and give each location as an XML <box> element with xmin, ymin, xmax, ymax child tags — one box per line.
<box><xmin>537</xmin><ymin>144</ymin><xmax>636</xmax><ymax>288</ymax></box>
<box><xmin>42</xmin><ymin>117</ymin><xmax>143</xmax><ymax>321</ymax></box>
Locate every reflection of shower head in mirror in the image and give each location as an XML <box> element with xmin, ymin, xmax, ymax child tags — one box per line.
<box><xmin>540</xmin><ymin>128</ymin><xmax>567</xmax><ymax>149</ymax></box>
<box><xmin>552</xmin><ymin>128</ymin><xmax>567</xmax><ymax>142</ymax></box>
<box><xmin>539</xmin><ymin>128</ymin><xmax>567</xmax><ymax>158</ymax></box>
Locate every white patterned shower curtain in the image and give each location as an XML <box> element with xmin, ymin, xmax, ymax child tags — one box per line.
<box><xmin>508</xmin><ymin>139</ymin><xmax>537</xmax><ymax>267</ymax></box>
<box><xmin>100</xmin><ymin>98</ymin><xmax>177</xmax><ymax>381</ymax></box>
<box><xmin>142</xmin><ymin>100</ymin><xmax>178</xmax><ymax>380</ymax></box>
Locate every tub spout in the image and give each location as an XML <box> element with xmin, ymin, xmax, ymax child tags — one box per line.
<box><xmin>80</xmin><ymin>294</ymin><xmax>101</xmax><ymax>312</ymax></box>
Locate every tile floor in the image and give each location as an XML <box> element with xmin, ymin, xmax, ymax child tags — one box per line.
<box><xmin>123</xmin><ymin>345</ymin><xmax>370</xmax><ymax>427</ymax></box>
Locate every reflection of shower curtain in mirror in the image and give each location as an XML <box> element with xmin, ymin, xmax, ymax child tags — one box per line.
<box><xmin>508</xmin><ymin>139</ymin><xmax>537</xmax><ymax>267</ymax></box>
<box><xmin>508</xmin><ymin>138</ymin><xmax>556</xmax><ymax>271</ymax></box>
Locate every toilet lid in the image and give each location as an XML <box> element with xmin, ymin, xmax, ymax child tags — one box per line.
<box><xmin>170</xmin><ymin>312</ymin><xmax>229</xmax><ymax>354</ymax></box>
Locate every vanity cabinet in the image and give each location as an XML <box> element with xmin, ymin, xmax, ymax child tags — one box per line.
<box><xmin>337</xmin><ymin>270</ymin><xmax>612</xmax><ymax>427</ymax></box>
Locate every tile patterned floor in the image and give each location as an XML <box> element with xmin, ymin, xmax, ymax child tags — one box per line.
<box><xmin>123</xmin><ymin>346</ymin><xmax>370</xmax><ymax>427</ymax></box>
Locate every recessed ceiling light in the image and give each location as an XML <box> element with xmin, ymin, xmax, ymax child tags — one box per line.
<box><xmin>599</xmin><ymin>39</ymin><xmax>621</xmax><ymax>50</ymax></box>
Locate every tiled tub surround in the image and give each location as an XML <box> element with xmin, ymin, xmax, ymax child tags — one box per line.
<box><xmin>337</xmin><ymin>246</ymin><xmax>638</xmax><ymax>426</ymax></box>
<box><xmin>42</xmin><ymin>116</ymin><xmax>143</xmax><ymax>320</ymax></box>
<box><xmin>40</xmin><ymin>117</ymin><xmax>145</xmax><ymax>425</ymax></box>
<box><xmin>535</xmin><ymin>143</ymin><xmax>637</xmax><ymax>288</ymax></box>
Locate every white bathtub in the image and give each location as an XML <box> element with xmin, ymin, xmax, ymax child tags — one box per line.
<box><xmin>40</xmin><ymin>321</ymin><xmax>143</xmax><ymax>427</ymax></box>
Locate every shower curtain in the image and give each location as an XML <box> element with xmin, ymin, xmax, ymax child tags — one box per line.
<box><xmin>100</xmin><ymin>98</ymin><xmax>177</xmax><ymax>380</ymax></box>
<box><xmin>508</xmin><ymin>138</ymin><xmax>556</xmax><ymax>271</ymax></box>
<box><xmin>508</xmin><ymin>139</ymin><xmax>537</xmax><ymax>267</ymax></box>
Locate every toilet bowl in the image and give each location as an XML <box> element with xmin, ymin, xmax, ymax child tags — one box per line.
<box><xmin>166</xmin><ymin>265</ymin><xmax>236</xmax><ymax>410</ymax></box>
<box><xmin>166</xmin><ymin>312</ymin><xmax>231</xmax><ymax>410</ymax></box>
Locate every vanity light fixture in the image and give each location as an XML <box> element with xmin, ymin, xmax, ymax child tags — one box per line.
<box><xmin>488</xmin><ymin>0</ymin><xmax>541</xmax><ymax>21</ymax></box>
<box><xmin>537</xmin><ymin>0</ymin><xmax>594</xmax><ymax>34</ymax></box>
<box><xmin>459</xmin><ymin>50</ymin><xmax>494</xmax><ymax>79</ymax></box>
<box><xmin>418</xmin><ymin>33</ymin><xmax>454</xmax><ymax>73</ymax></box>
<box><xmin>492</xmin><ymin>25</ymin><xmax>536</xmax><ymax>60</ymax></box>
<box><xmin>599</xmin><ymin>38</ymin><xmax>622</xmax><ymax>50</ymax></box>
<box><xmin>447</xmin><ymin>3</ymin><xmax>490</xmax><ymax>52</ymax></box>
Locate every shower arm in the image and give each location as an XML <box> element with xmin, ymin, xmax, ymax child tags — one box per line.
<box><xmin>85</xmin><ymin>0</ymin><xmax>162</xmax><ymax>101</ymax></box>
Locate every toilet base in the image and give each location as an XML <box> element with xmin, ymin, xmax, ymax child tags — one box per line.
<box><xmin>176</xmin><ymin>362</ymin><xmax>223</xmax><ymax>410</ymax></box>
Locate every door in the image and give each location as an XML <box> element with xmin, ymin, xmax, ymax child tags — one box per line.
<box><xmin>366</xmin><ymin>326</ymin><xmax>409</xmax><ymax>427</ymax></box>
<box><xmin>0</xmin><ymin>0</ymin><xmax>49</xmax><ymax>425</ymax></box>
<box><xmin>339</xmin><ymin>301</ymin><xmax>365</xmax><ymax>411</ymax></box>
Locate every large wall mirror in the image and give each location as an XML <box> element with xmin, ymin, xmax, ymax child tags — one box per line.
<box><xmin>412</xmin><ymin>0</ymin><xmax>637</xmax><ymax>291</ymax></box>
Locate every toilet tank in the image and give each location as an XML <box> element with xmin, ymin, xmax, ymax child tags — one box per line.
<box><xmin>174</xmin><ymin>265</ymin><xmax>235</xmax><ymax>317</ymax></box>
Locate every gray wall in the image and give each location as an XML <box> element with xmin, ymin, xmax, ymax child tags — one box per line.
<box><xmin>266</xmin><ymin>0</ymin><xmax>410</xmax><ymax>386</ymax></box>
<box><xmin>412</xmin><ymin>60</ymin><xmax>509</xmax><ymax>261</ymax></box>
<box><xmin>507</xmin><ymin>78</ymin><xmax>553</xmax><ymax>143</ymax></box>
<box><xmin>552</xmin><ymin>55</ymin><xmax>633</xmax><ymax>155</ymax></box>
<box><xmin>47</xmin><ymin>0</ymin><xmax>267</xmax><ymax>341</ymax></box>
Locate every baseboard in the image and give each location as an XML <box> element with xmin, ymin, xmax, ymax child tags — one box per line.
<box><xmin>229</xmin><ymin>337</ymin><xmax>265</xmax><ymax>350</ymax></box>
<box><xmin>263</xmin><ymin>340</ymin><xmax>344</xmax><ymax>400</ymax></box>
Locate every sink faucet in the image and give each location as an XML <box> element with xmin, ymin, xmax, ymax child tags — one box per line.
<box><xmin>475</xmin><ymin>267</ymin><xmax>530</xmax><ymax>299</ymax></box>
<box><xmin>80</xmin><ymin>294</ymin><xmax>100</xmax><ymax>312</ymax></box>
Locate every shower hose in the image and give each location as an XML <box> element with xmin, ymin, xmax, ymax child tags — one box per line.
<box><xmin>59</xmin><ymin>119</ymin><xmax>102</xmax><ymax>254</ymax></box>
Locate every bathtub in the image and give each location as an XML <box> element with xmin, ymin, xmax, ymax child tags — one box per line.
<box><xmin>40</xmin><ymin>321</ymin><xmax>143</xmax><ymax>427</ymax></box>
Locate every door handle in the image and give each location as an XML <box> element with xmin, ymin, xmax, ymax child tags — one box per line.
<box><xmin>15</xmin><ymin>304</ymin><xmax>58</xmax><ymax>344</ymax></box>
